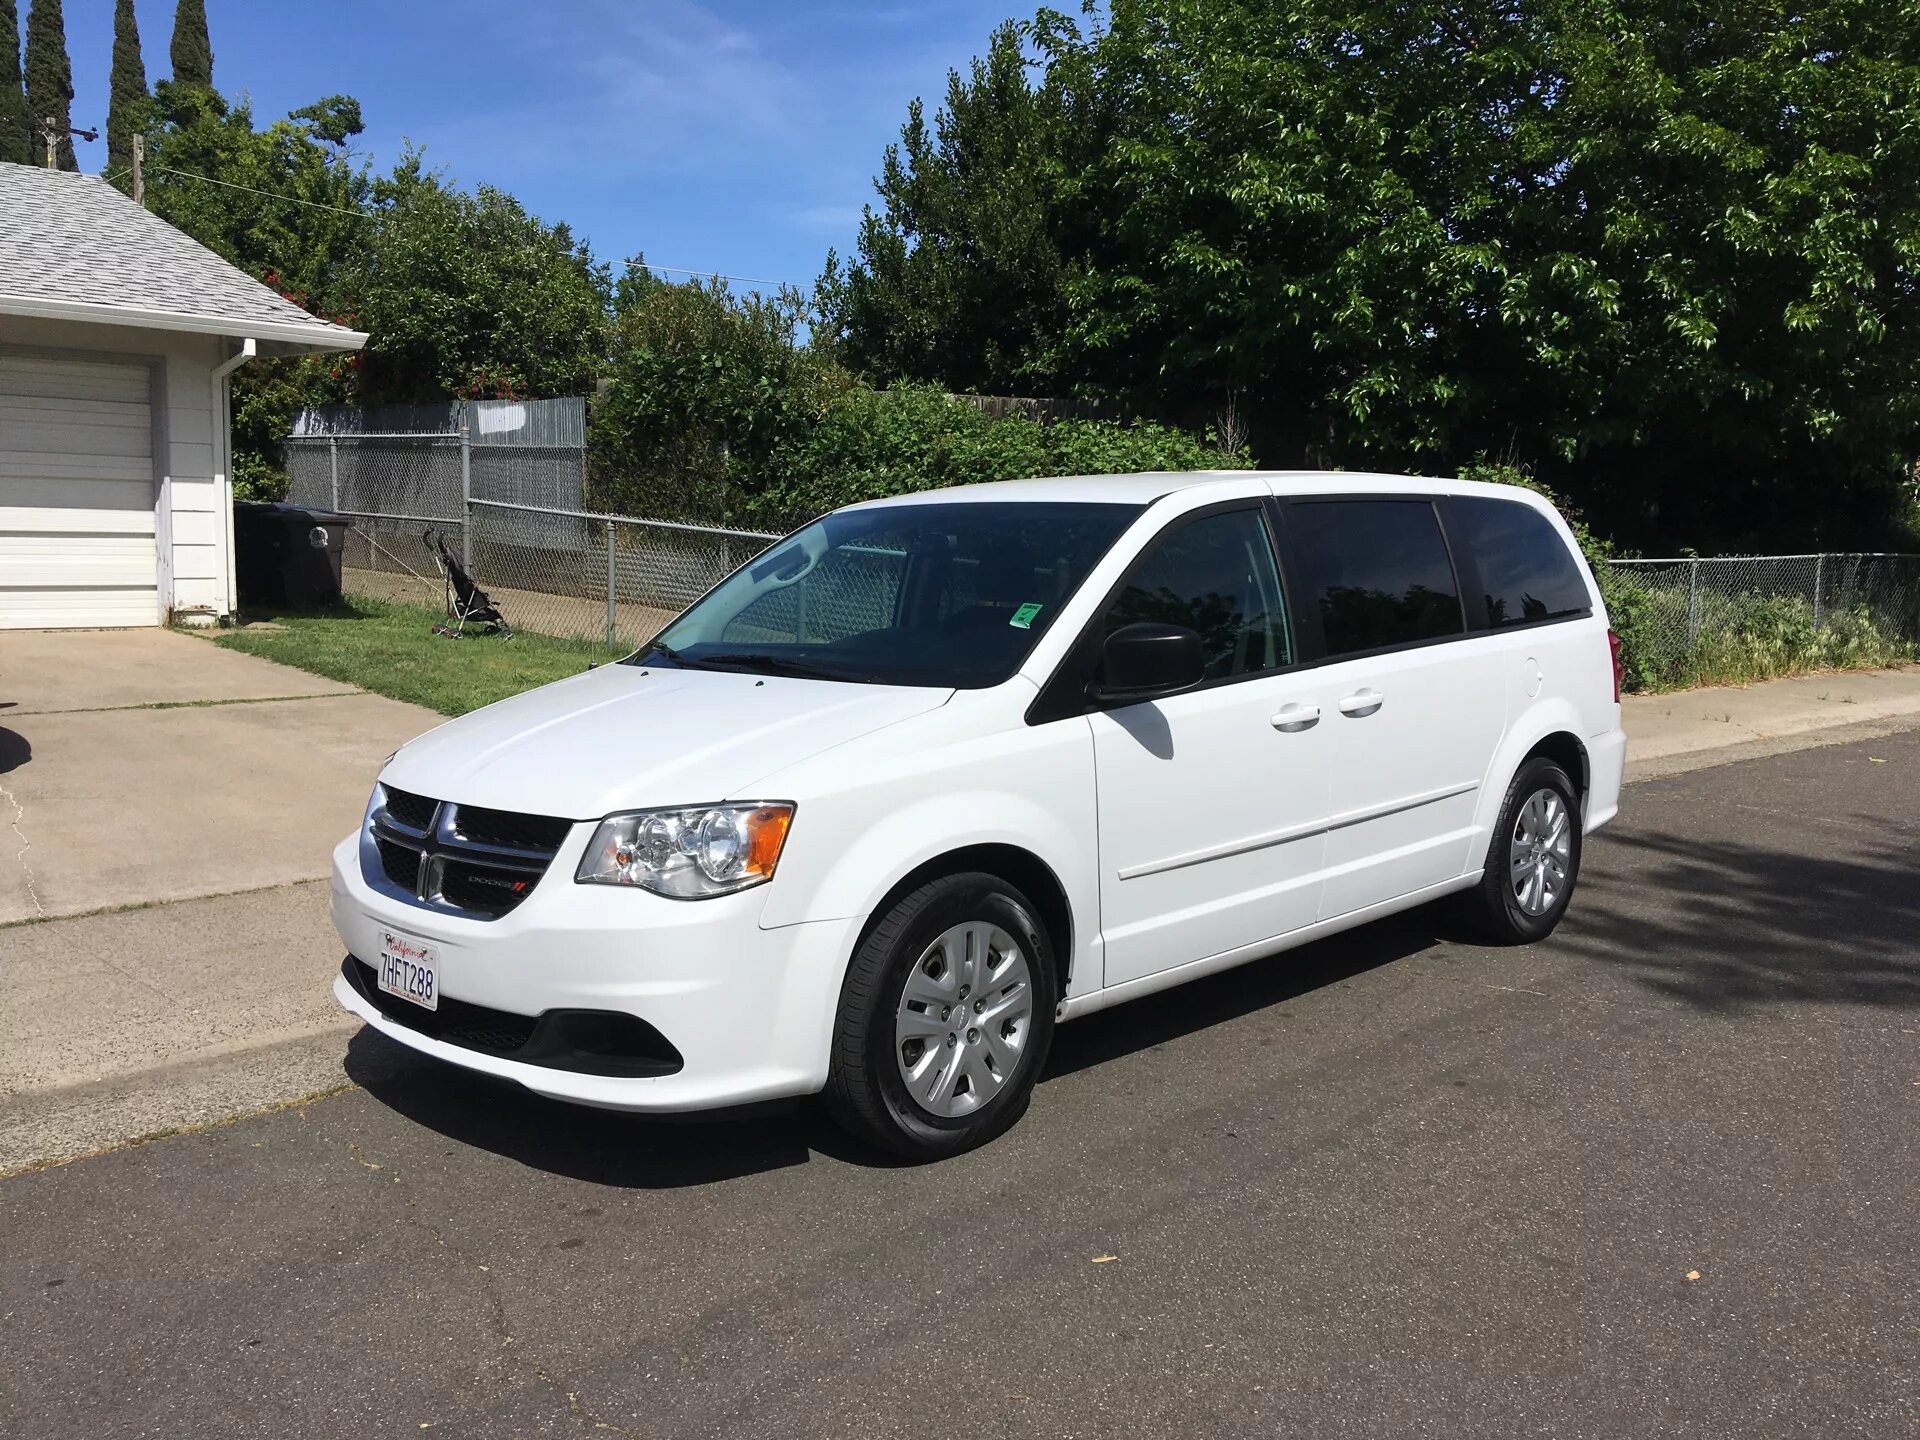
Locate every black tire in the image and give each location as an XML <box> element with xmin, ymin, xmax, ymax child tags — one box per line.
<box><xmin>1459</xmin><ymin>757</ymin><xmax>1584</xmax><ymax>945</ymax></box>
<box><xmin>824</xmin><ymin>872</ymin><xmax>1058</xmax><ymax>1161</ymax></box>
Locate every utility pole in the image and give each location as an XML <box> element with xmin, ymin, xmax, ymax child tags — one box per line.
<box><xmin>130</xmin><ymin>133</ymin><xmax>144</xmax><ymax>204</ymax></box>
<box><xmin>39</xmin><ymin>115</ymin><xmax>98</xmax><ymax>169</ymax></box>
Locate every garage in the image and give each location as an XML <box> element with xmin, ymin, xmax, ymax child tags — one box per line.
<box><xmin>0</xmin><ymin>353</ymin><xmax>159</xmax><ymax>629</ymax></box>
<box><xmin>0</xmin><ymin>162</ymin><xmax>365</xmax><ymax>630</ymax></box>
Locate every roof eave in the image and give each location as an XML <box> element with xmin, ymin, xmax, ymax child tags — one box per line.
<box><xmin>0</xmin><ymin>291</ymin><xmax>368</xmax><ymax>352</ymax></box>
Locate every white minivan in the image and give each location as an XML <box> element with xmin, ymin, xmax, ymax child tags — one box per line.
<box><xmin>332</xmin><ymin>472</ymin><xmax>1625</xmax><ymax>1157</ymax></box>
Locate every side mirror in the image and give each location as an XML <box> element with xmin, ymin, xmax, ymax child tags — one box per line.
<box><xmin>1087</xmin><ymin>622</ymin><xmax>1206</xmax><ymax>705</ymax></box>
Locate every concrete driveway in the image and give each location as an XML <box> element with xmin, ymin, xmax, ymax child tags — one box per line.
<box><xmin>0</xmin><ymin>629</ymin><xmax>439</xmax><ymax>1168</ymax></box>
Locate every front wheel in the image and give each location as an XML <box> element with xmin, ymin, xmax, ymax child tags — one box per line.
<box><xmin>824</xmin><ymin>872</ymin><xmax>1058</xmax><ymax>1161</ymax></box>
<box><xmin>1459</xmin><ymin>757</ymin><xmax>1583</xmax><ymax>944</ymax></box>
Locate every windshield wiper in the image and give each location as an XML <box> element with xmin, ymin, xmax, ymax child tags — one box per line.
<box><xmin>631</xmin><ymin>641</ymin><xmax>708</xmax><ymax>670</ymax></box>
<box><xmin>691</xmin><ymin>652</ymin><xmax>852</xmax><ymax>681</ymax></box>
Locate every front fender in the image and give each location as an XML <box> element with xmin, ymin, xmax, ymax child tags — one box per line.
<box><xmin>753</xmin><ymin>706</ymin><xmax>1101</xmax><ymax>997</ymax></box>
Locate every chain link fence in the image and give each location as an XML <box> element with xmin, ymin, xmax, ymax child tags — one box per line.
<box><xmin>467</xmin><ymin>500</ymin><xmax>776</xmax><ymax>649</ymax></box>
<box><xmin>285</xmin><ymin>402</ymin><xmax>779</xmax><ymax>651</ymax></box>
<box><xmin>1607</xmin><ymin>553</ymin><xmax>1920</xmax><ymax>689</ymax></box>
<box><xmin>287</xmin><ymin>410</ymin><xmax>1920</xmax><ymax>682</ymax></box>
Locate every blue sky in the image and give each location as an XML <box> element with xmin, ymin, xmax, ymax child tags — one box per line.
<box><xmin>60</xmin><ymin>0</ymin><xmax>1024</xmax><ymax>292</ymax></box>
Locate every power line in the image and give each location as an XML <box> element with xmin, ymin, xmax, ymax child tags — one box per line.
<box><xmin>133</xmin><ymin>165</ymin><xmax>804</xmax><ymax>288</ymax></box>
<box><xmin>146</xmin><ymin>164</ymin><xmax>372</xmax><ymax>218</ymax></box>
<box><xmin>642</xmin><ymin>263</ymin><xmax>799</xmax><ymax>289</ymax></box>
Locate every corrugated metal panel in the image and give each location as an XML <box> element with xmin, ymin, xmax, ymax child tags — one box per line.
<box><xmin>290</xmin><ymin>396</ymin><xmax>586</xmax><ymax>446</ymax></box>
<box><xmin>467</xmin><ymin>397</ymin><xmax>585</xmax><ymax>448</ymax></box>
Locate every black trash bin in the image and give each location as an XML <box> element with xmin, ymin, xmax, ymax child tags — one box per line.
<box><xmin>234</xmin><ymin>501</ymin><xmax>352</xmax><ymax>609</ymax></box>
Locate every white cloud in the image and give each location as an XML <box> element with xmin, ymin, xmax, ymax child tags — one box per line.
<box><xmin>352</xmin><ymin>0</ymin><xmax>1017</xmax><ymax>269</ymax></box>
<box><xmin>789</xmin><ymin>202</ymin><xmax>866</xmax><ymax>232</ymax></box>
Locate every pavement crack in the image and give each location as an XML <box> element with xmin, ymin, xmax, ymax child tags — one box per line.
<box><xmin>0</xmin><ymin>775</ymin><xmax>43</xmax><ymax>918</ymax></box>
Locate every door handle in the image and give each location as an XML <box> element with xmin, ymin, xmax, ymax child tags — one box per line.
<box><xmin>1338</xmin><ymin>688</ymin><xmax>1384</xmax><ymax>718</ymax></box>
<box><xmin>1271</xmin><ymin>703</ymin><xmax>1320</xmax><ymax>732</ymax></box>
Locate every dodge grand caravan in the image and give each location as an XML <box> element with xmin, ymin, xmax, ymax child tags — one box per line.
<box><xmin>332</xmin><ymin>472</ymin><xmax>1626</xmax><ymax>1158</ymax></box>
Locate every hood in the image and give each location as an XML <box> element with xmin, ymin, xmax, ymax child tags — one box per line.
<box><xmin>382</xmin><ymin>664</ymin><xmax>951</xmax><ymax>819</ymax></box>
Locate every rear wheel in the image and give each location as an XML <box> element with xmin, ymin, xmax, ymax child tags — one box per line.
<box><xmin>1459</xmin><ymin>757</ymin><xmax>1583</xmax><ymax>944</ymax></box>
<box><xmin>824</xmin><ymin>872</ymin><xmax>1057</xmax><ymax>1160</ymax></box>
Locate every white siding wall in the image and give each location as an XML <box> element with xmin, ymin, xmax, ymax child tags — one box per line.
<box><xmin>1</xmin><ymin>317</ymin><xmax>231</xmax><ymax>622</ymax></box>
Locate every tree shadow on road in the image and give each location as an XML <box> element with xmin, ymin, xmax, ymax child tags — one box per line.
<box><xmin>1559</xmin><ymin>827</ymin><xmax>1920</xmax><ymax>1013</ymax></box>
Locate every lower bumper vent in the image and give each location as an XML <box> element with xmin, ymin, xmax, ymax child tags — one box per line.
<box><xmin>343</xmin><ymin>958</ymin><xmax>683</xmax><ymax>1078</ymax></box>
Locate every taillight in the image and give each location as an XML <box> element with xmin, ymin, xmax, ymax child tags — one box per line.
<box><xmin>1606</xmin><ymin>629</ymin><xmax>1624</xmax><ymax>702</ymax></box>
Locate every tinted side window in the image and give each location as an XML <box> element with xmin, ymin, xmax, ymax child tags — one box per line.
<box><xmin>1102</xmin><ymin>508</ymin><xmax>1292</xmax><ymax>680</ymax></box>
<box><xmin>1286</xmin><ymin>500</ymin><xmax>1463</xmax><ymax>656</ymax></box>
<box><xmin>1450</xmin><ymin>497</ymin><xmax>1591</xmax><ymax>628</ymax></box>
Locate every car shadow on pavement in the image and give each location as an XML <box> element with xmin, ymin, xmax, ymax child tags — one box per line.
<box><xmin>1562</xmin><ymin>828</ymin><xmax>1920</xmax><ymax>1013</ymax></box>
<box><xmin>342</xmin><ymin>1028</ymin><xmax>889</xmax><ymax>1186</ymax></box>
<box><xmin>1042</xmin><ymin>907</ymin><xmax>1456</xmax><ymax>1082</ymax></box>
<box><xmin>0</xmin><ymin>727</ymin><xmax>29</xmax><ymax>775</ymax></box>
<box><xmin>342</xmin><ymin>909</ymin><xmax>1466</xmax><ymax>1183</ymax></box>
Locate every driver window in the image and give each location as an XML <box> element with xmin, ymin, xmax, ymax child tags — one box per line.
<box><xmin>1101</xmin><ymin>508</ymin><xmax>1291</xmax><ymax>681</ymax></box>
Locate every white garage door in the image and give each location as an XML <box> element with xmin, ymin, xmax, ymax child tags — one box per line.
<box><xmin>0</xmin><ymin>354</ymin><xmax>160</xmax><ymax>629</ymax></box>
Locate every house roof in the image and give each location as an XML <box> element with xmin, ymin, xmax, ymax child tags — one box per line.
<box><xmin>0</xmin><ymin>163</ymin><xmax>367</xmax><ymax>353</ymax></box>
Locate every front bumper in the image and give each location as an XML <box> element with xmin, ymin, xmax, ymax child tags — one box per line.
<box><xmin>328</xmin><ymin>833</ymin><xmax>860</xmax><ymax>1112</ymax></box>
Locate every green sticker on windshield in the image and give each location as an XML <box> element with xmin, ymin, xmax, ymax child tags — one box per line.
<box><xmin>1009</xmin><ymin>602</ymin><xmax>1044</xmax><ymax>630</ymax></box>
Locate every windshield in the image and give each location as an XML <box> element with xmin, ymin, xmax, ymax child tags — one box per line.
<box><xmin>631</xmin><ymin>500</ymin><xmax>1141</xmax><ymax>688</ymax></box>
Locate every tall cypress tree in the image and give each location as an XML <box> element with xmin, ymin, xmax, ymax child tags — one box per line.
<box><xmin>0</xmin><ymin>0</ymin><xmax>28</xmax><ymax>166</ymax></box>
<box><xmin>22</xmin><ymin>0</ymin><xmax>74</xmax><ymax>170</ymax></box>
<box><xmin>170</xmin><ymin>0</ymin><xmax>211</xmax><ymax>91</ymax></box>
<box><xmin>106</xmin><ymin>0</ymin><xmax>146</xmax><ymax>188</ymax></box>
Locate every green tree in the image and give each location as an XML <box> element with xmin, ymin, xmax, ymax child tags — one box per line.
<box><xmin>834</xmin><ymin>1</ymin><xmax>1920</xmax><ymax>552</ymax></box>
<box><xmin>0</xmin><ymin>0</ymin><xmax>28</xmax><ymax>164</ymax></box>
<box><xmin>105</xmin><ymin>0</ymin><xmax>147</xmax><ymax>190</ymax></box>
<box><xmin>146</xmin><ymin>91</ymin><xmax>370</xmax><ymax>304</ymax></box>
<box><xmin>819</xmin><ymin>21</ymin><xmax>1075</xmax><ymax>394</ymax></box>
<box><xmin>22</xmin><ymin>0</ymin><xmax>74</xmax><ymax>169</ymax></box>
<box><xmin>344</xmin><ymin>156</ymin><xmax>612</xmax><ymax>404</ymax></box>
<box><xmin>145</xmin><ymin>89</ymin><xmax>374</xmax><ymax>494</ymax></box>
<box><xmin>170</xmin><ymin>0</ymin><xmax>211</xmax><ymax>91</ymax></box>
<box><xmin>592</xmin><ymin>267</ymin><xmax>826</xmax><ymax>521</ymax></box>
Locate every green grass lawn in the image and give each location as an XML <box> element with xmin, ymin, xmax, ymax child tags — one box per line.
<box><xmin>210</xmin><ymin>596</ymin><xmax>617</xmax><ymax>715</ymax></box>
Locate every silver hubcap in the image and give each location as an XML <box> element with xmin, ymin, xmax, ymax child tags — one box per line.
<box><xmin>1510</xmin><ymin>787</ymin><xmax>1572</xmax><ymax>916</ymax></box>
<box><xmin>894</xmin><ymin>921</ymin><xmax>1034</xmax><ymax>1118</ymax></box>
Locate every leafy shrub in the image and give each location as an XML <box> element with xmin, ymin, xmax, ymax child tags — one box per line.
<box><xmin>588</xmin><ymin>276</ymin><xmax>829</xmax><ymax>523</ymax></box>
<box><xmin>232</xmin><ymin>451</ymin><xmax>289</xmax><ymax>503</ymax></box>
<box><xmin>748</xmin><ymin>384</ymin><xmax>1244</xmax><ymax>526</ymax></box>
<box><xmin>1673</xmin><ymin>595</ymin><xmax>1913</xmax><ymax>688</ymax></box>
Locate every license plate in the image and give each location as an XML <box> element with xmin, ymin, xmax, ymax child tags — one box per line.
<box><xmin>376</xmin><ymin>930</ymin><xmax>440</xmax><ymax>1012</ymax></box>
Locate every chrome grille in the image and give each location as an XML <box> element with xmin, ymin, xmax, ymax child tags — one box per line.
<box><xmin>366</xmin><ymin>785</ymin><xmax>572</xmax><ymax>919</ymax></box>
<box><xmin>380</xmin><ymin>784</ymin><xmax>438</xmax><ymax>832</ymax></box>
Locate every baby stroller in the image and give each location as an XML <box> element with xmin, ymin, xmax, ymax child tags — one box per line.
<box><xmin>426</xmin><ymin>530</ymin><xmax>512</xmax><ymax>639</ymax></box>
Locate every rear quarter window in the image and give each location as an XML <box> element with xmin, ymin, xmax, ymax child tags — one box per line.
<box><xmin>1447</xmin><ymin>497</ymin><xmax>1591</xmax><ymax>629</ymax></box>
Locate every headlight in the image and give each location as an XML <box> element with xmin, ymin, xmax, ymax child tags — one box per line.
<box><xmin>576</xmin><ymin>802</ymin><xmax>794</xmax><ymax>899</ymax></box>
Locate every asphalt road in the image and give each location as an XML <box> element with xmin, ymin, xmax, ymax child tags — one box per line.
<box><xmin>3</xmin><ymin>730</ymin><xmax>1917</xmax><ymax>1439</ymax></box>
